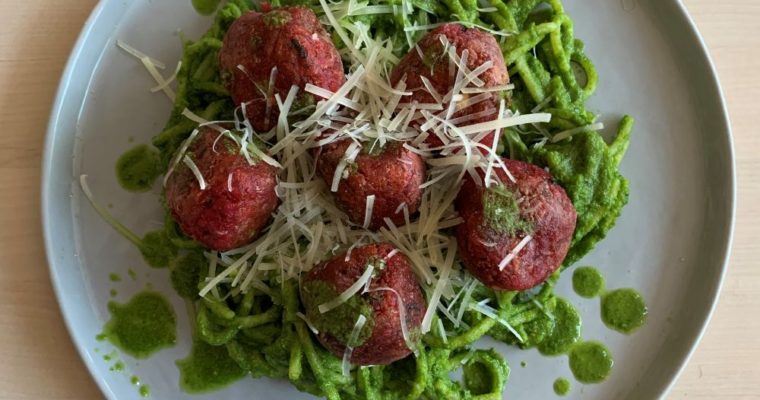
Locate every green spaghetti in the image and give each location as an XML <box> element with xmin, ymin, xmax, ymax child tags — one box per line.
<box><xmin>115</xmin><ymin>0</ymin><xmax>633</xmax><ymax>398</ymax></box>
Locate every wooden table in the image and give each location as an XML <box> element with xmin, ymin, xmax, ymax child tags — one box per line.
<box><xmin>0</xmin><ymin>1</ymin><xmax>756</xmax><ymax>398</ymax></box>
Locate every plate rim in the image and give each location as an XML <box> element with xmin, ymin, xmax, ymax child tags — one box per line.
<box><xmin>653</xmin><ymin>0</ymin><xmax>736</xmax><ymax>396</ymax></box>
<box><xmin>41</xmin><ymin>0</ymin><xmax>121</xmax><ymax>398</ymax></box>
<box><xmin>40</xmin><ymin>1</ymin><xmax>736</xmax><ymax>399</ymax></box>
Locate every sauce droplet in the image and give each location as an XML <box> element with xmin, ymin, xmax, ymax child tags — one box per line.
<box><xmin>139</xmin><ymin>230</ymin><xmax>178</xmax><ymax>269</ymax></box>
<box><xmin>191</xmin><ymin>0</ymin><xmax>222</xmax><ymax>16</ymax></box>
<box><xmin>538</xmin><ymin>298</ymin><xmax>581</xmax><ymax>356</ymax></box>
<box><xmin>101</xmin><ymin>291</ymin><xmax>177</xmax><ymax>358</ymax></box>
<box><xmin>568</xmin><ymin>341</ymin><xmax>613</xmax><ymax>383</ymax></box>
<box><xmin>177</xmin><ymin>339</ymin><xmax>247</xmax><ymax>393</ymax></box>
<box><xmin>116</xmin><ymin>144</ymin><xmax>161</xmax><ymax>192</ymax></box>
<box><xmin>553</xmin><ymin>377</ymin><xmax>571</xmax><ymax>396</ymax></box>
<box><xmin>572</xmin><ymin>266</ymin><xmax>604</xmax><ymax>298</ymax></box>
<box><xmin>601</xmin><ymin>288</ymin><xmax>647</xmax><ymax>334</ymax></box>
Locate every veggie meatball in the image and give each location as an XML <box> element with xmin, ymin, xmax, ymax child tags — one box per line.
<box><xmin>219</xmin><ymin>6</ymin><xmax>345</xmax><ymax>132</ymax></box>
<box><xmin>455</xmin><ymin>159</ymin><xmax>576</xmax><ymax>290</ymax></box>
<box><xmin>165</xmin><ymin>127</ymin><xmax>279</xmax><ymax>251</ymax></box>
<box><xmin>301</xmin><ymin>243</ymin><xmax>426</xmax><ymax>365</ymax></box>
<box><xmin>315</xmin><ymin>140</ymin><xmax>426</xmax><ymax>230</ymax></box>
<box><xmin>390</xmin><ymin>23</ymin><xmax>509</xmax><ymax>150</ymax></box>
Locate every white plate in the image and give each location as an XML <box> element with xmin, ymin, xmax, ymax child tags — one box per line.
<box><xmin>42</xmin><ymin>0</ymin><xmax>735</xmax><ymax>399</ymax></box>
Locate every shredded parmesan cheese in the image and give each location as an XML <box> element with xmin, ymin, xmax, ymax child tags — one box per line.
<box><xmin>182</xmin><ymin>155</ymin><xmax>207</xmax><ymax>190</ymax></box>
<box><xmin>470</xmin><ymin>301</ymin><xmax>524</xmax><ymax>343</ymax></box>
<box><xmin>116</xmin><ymin>40</ymin><xmax>166</xmax><ymax>69</ymax></box>
<box><xmin>363</xmin><ymin>194</ymin><xmax>376</xmax><ymax>229</ymax></box>
<box><xmin>342</xmin><ymin>314</ymin><xmax>367</xmax><ymax>376</ymax></box>
<box><xmin>551</xmin><ymin>122</ymin><xmax>604</xmax><ymax>143</ymax></box>
<box><xmin>498</xmin><ymin>235</ymin><xmax>533</xmax><ymax>271</ymax></box>
<box><xmin>318</xmin><ymin>265</ymin><xmax>374</xmax><ymax>313</ymax></box>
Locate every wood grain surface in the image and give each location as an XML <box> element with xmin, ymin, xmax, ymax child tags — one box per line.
<box><xmin>0</xmin><ymin>0</ymin><xmax>756</xmax><ymax>399</ymax></box>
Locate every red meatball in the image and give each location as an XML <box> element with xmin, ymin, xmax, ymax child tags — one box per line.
<box><xmin>315</xmin><ymin>140</ymin><xmax>426</xmax><ymax>230</ymax></box>
<box><xmin>455</xmin><ymin>159</ymin><xmax>576</xmax><ymax>290</ymax></box>
<box><xmin>301</xmin><ymin>243</ymin><xmax>426</xmax><ymax>365</ymax></box>
<box><xmin>219</xmin><ymin>6</ymin><xmax>345</xmax><ymax>132</ymax></box>
<box><xmin>165</xmin><ymin>127</ymin><xmax>279</xmax><ymax>251</ymax></box>
<box><xmin>390</xmin><ymin>23</ymin><xmax>509</xmax><ymax>150</ymax></box>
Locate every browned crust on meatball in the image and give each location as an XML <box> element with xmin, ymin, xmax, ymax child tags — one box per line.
<box><xmin>219</xmin><ymin>6</ymin><xmax>345</xmax><ymax>132</ymax></box>
<box><xmin>390</xmin><ymin>23</ymin><xmax>509</xmax><ymax>149</ymax></box>
<box><xmin>315</xmin><ymin>140</ymin><xmax>426</xmax><ymax>230</ymax></box>
<box><xmin>455</xmin><ymin>160</ymin><xmax>576</xmax><ymax>290</ymax></box>
<box><xmin>165</xmin><ymin>127</ymin><xmax>279</xmax><ymax>251</ymax></box>
<box><xmin>303</xmin><ymin>243</ymin><xmax>426</xmax><ymax>365</ymax></box>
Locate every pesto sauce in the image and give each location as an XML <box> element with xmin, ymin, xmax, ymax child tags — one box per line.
<box><xmin>601</xmin><ymin>289</ymin><xmax>647</xmax><ymax>334</ymax></box>
<box><xmin>553</xmin><ymin>377</ymin><xmax>571</xmax><ymax>396</ymax></box>
<box><xmin>170</xmin><ymin>251</ymin><xmax>204</xmax><ymax>299</ymax></box>
<box><xmin>130</xmin><ymin>375</ymin><xmax>150</xmax><ymax>397</ymax></box>
<box><xmin>462</xmin><ymin>349</ymin><xmax>510</xmax><ymax>396</ymax></box>
<box><xmin>101</xmin><ymin>291</ymin><xmax>177</xmax><ymax>358</ymax></box>
<box><xmin>482</xmin><ymin>185</ymin><xmax>533</xmax><ymax>235</ymax></box>
<box><xmin>301</xmin><ymin>280</ymin><xmax>375</xmax><ymax>346</ymax></box>
<box><xmin>568</xmin><ymin>341</ymin><xmax>613</xmax><ymax>383</ymax></box>
<box><xmin>176</xmin><ymin>339</ymin><xmax>247</xmax><ymax>393</ymax></box>
<box><xmin>572</xmin><ymin>267</ymin><xmax>604</xmax><ymax>298</ymax></box>
<box><xmin>530</xmin><ymin>296</ymin><xmax>617</xmax><ymax>385</ymax></box>
<box><xmin>537</xmin><ymin>298</ymin><xmax>581</xmax><ymax>356</ymax></box>
<box><xmin>533</xmin><ymin>131</ymin><xmax>630</xmax><ymax>267</ymax></box>
<box><xmin>110</xmin><ymin>361</ymin><xmax>125</xmax><ymax>372</ymax></box>
<box><xmin>116</xmin><ymin>145</ymin><xmax>161</xmax><ymax>192</ymax></box>
<box><xmin>262</xmin><ymin>9</ymin><xmax>292</xmax><ymax>27</ymax></box>
<box><xmin>191</xmin><ymin>0</ymin><xmax>222</xmax><ymax>15</ymax></box>
<box><xmin>140</xmin><ymin>230</ymin><xmax>178</xmax><ymax>268</ymax></box>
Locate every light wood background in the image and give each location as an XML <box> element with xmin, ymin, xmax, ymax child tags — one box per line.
<box><xmin>0</xmin><ymin>1</ymin><xmax>757</xmax><ymax>399</ymax></box>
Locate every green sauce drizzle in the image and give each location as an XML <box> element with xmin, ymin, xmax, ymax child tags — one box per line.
<box><xmin>537</xmin><ymin>298</ymin><xmax>581</xmax><ymax>355</ymax></box>
<box><xmin>463</xmin><ymin>349</ymin><xmax>511</xmax><ymax>396</ymax></box>
<box><xmin>553</xmin><ymin>377</ymin><xmax>571</xmax><ymax>396</ymax></box>
<box><xmin>140</xmin><ymin>230</ymin><xmax>178</xmax><ymax>269</ymax></box>
<box><xmin>568</xmin><ymin>341</ymin><xmax>613</xmax><ymax>383</ymax></box>
<box><xmin>170</xmin><ymin>251</ymin><xmax>204</xmax><ymax>300</ymax></box>
<box><xmin>262</xmin><ymin>9</ymin><xmax>292</xmax><ymax>27</ymax></box>
<box><xmin>116</xmin><ymin>144</ymin><xmax>161</xmax><ymax>192</ymax></box>
<box><xmin>128</xmin><ymin>268</ymin><xmax>137</xmax><ymax>280</ymax></box>
<box><xmin>102</xmin><ymin>350</ymin><xmax>116</xmax><ymax>361</ymax></box>
<box><xmin>482</xmin><ymin>185</ymin><xmax>533</xmax><ymax>235</ymax></box>
<box><xmin>601</xmin><ymin>289</ymin><xmax>647</xmax><ymax>334</ymax></box>
<box><xmin>191</xmin><ymin>0</ymin><xmax>222</xmax><ymax>15</ymax></box>
<box><xmin>177</xmin><ymin>339</ymin><xmax>247</xmax><ymax>393</ymax></box>
<box><xmin>101</xmin><ymin>291</ymin><xmax>177</xmax><ymax>358</ymax></box>
<box><xmin>110</xmin><ymin>289</ymin><xmax>118</xmax><ymax>297</ymax></box>
<box><xmin>301</xmin><ymin>280</ymin><xmax>375</xmax><ymax>346</ymax></box>
<box><xmin>130</xmin><ymin>375</ymin><xmax>150</xmax><ymax>397</ymax></box>
<box><xmin>110</xmin><ymin>361</ymin><xmax>125</xmax><ymax>372</ymax></box>
<box><xmin>572</xmin><ymin>267</ymin><xmax>604</xmax><ymax>298</ymax></box>
<box><xmin>109</xmin><ymin>273</ymin><xmax>121</xmax><ymax>282</ymax></box>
